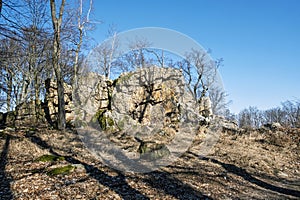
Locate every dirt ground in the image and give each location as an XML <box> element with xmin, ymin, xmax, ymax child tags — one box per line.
<box><xmin>0</xmin><ymin>125</ymin><xmax>299</xmax><ymax>200</ymax></box>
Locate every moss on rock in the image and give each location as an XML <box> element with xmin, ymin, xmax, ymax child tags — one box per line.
<box><xmin>138</xmin><ymin>143</ymin><xmax>170</xmax><ymax>160</ymax></box>
<box><xmin>47</xmin><ymin>165</ymin><xmax>75</xmax><ymax>176</ymax></box>
<box><xmin>35</xmin><ymin>154</ymin><xmax>65</xmax><ymax>162</ymax></box>
<box><xmin>91</xmin><ymin>110</ymin><xmax>115</xmax><ymax>131</ymax></box>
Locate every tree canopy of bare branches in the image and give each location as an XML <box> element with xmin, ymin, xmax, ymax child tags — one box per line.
<box><xmin>237</xmin><ymin>100</ymin><xmax>300</xmax><ymax>128</ymax></box>
<box><xmin>0</xmin><ymin>0</ymin><xmax>95</xmax><ymax>128</ymax></box>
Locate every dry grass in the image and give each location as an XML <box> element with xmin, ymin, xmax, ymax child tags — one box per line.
<box><xmin>0</xmin><ymin>126</ymin><xmax>299</xmax><ymax>199</ymax></box>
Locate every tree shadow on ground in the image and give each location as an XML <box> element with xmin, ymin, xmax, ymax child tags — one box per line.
<box><xmin>189</xmin><ymin>152</ymin><xmax>300</xmax><ymax>198</ymax></box>
<box><xmin>27</xmin><ymin>131</ymin><xmax>210</xmax><ymax>199</ymax></box>
<box><xmin>27</xmin><ymin>133</ymin><xmax>149</xmax><ymax>199</ymax></box>
<box><xmin>144</xmin><ymin>171</ymin><xmax>212</xmax><ymax>200</ymax></box>
<box><xmin>0</xmin><ymin>134</ymin><xmax>14</xmax><ymax>200</ymax></box>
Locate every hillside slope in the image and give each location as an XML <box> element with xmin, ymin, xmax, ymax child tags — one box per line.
<box><xmin>0</xmin><ymin>126</ymin><xmax>299</xmax><ymax>199</ymax></box>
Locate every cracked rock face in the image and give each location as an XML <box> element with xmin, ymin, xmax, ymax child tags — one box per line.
<box><xmin>45</xmin><ymin>79</ymin><xmax>74</xmax><ymax>123</ymax></box>
<box><xmin>76</xmin><ymin>67</ymin><xmax>200</xmax><ymax>171</ymax></box>
<box><xmin>108</xmin><ymin>67</ymin><xmax>199</xmax><ymax>163</ymax></box>
<box><xmin>111</xmin><ymin>67</ymin><xmax>193</xmax><ymax>139</ymax></box>
<box><xmin>74</xmin><ymin>72</ymin><xmax>113</xmax><ymax>124</ymax></box>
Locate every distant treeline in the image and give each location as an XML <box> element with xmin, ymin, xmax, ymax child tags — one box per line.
<box><xmin>226</xmin><ymin>100</ymin><xmax>300</xmax><ymax>128</ymax></box>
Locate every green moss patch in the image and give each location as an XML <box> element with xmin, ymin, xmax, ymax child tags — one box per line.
<box><xmin>91</xmin><ymin>110</ymin><xmax>105</xmax><ymax>124</ymax></box>
<box><xmin>35</xmin><ymin>154</ymin><xmax>65</xmax><ymax>162</ymax></box>
<box><xmin>138</xmin><ymin>143</ymin><xmax>170</xmax><ymax>160</ymax></box>
<box><xmin>47</xmin><ymin>165</ymin><xmax>75</xmax><ymax>176</ymax></box>
<box><xmin>91</xmin><ymin>110</ymin><xmax>115</xmax><ymax>131</ymax></box>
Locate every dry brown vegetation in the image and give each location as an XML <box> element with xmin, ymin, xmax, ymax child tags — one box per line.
<box><xmin>0</xmin><ymin>126</ymin><xmax>299</xmax><ymax>199</ymax></box>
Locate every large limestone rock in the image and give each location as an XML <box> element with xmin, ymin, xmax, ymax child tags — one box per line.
<box><xmin>15</xmin><ymin>100</ymin><xmax>45</xmax><ymax>126</ymax></box>
<box><xmin>263</xmin><ymin>122</ymin><xmax>282</xmax><ymax>131</ymax></box>
<box><xmin>44</xmin><ymin>73</ymin><xmax>113</xmax><ymax>127</ymax></box>
<box><xmin>107</xmin><ymin>67</ymin><xmax>199</xmax><ymax>159</ymax></box>
<box><xmin>0</xmin><ymin>100</ymin><xmax>47</xmax><ymax>128</ymax></box>
<box><xmin>76</xmin><ymin>67</ymin><xmax>201</xmax><ymax>163</ymax></box>
<box><xmin>73</xmin><ymin>72</ymin><xmax>113</xmax><ymax>125</ymax></box>
<box><xmin>45</xmin><ymin>79</ymin><xmax>74</xmax><ymax>124</ymax></box>
<box><xmin>199</xmin><ymin>96</ymin><xmax>213</xmax><ymax>118</ymax></box>
<box><xmin>111</xmin><ymin>67</ymin><xmax>185</xmax><ymax>128</ymax></box>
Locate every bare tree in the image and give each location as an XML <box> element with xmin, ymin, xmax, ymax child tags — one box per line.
<box><xmin>281</xmin><ymin>100</ymin><xmax>300</xmax><ymax>128</ymax></box>
<box><xmin>175</xmin><ymin>49</ymin><xmax>219</xmax><ymax>103</ymax></box>
<box><xmin>238</xmin><ymin>106</ymin><xmax>264</xmax><ymax>128</ymax></box>
<box><xmin>209</xmin><ymin>86</ymin><xmax>231</xmax><ymax>116</ymax></box>
<box><xmin>69</xmin><ymin>0</ymin><xmax>94</xmax><ymax>88</ymax></box>
<box><xmin>0</xmin><ymin>1</ymin><xmax>24</xmax><ymax>40</ymax></box>
<box><xmin>0</xmin><ymin>38</ymin><xmax>24</xmax><ymax>112</ymax></box>
<box><xmin>50</xmin><ymin>0</ymin><xmax>66</xmax><ymax>130</ymax></box>
<box><xmin>236</xmin><ymin>100</ymin><xmax>300</xmax><ymax>129</ymax></box>
<box><xmin>223</xmin><ymin>108</ymin><xmax>236</xmax><ymax>121</ymax></box>
<box><xmin>110</xmin><ymin>39</ymin><xmax>147</xmax><ymax>76</ymax></box>
<box><xmin>20</xmin><ymin>0</ymin><xmax>52</xmax><ymax>122</ymax></box>
<box><xmin>87</xmin><ymin>26</ymin><xmax>119</xmax><ymax>78</ymax></box>
<box><xmin>111</xmin><ymin>38</ymin><xmax>179</xmax><ymax>78</ymax></box>
<box><xmin>0</xmin><ymin>0</ymin><xmax>52</xmax><ymax>107</ymax></box>
<box><xmin>127</xmin><ymin>39</ymin><xmax>150</xmax><ymax>68</ymax></box>
<box><xmin>263</xmin><ymin>107</ymin><xmax>286</xmax><ymax>125</ymax></box>
<box><xmin>143</xmin><ymin>49</ymin><xmax>166</xmax><ymax>68</ymax></box>
<box><xmin>0</xmin><ymin>0</ymin><xmax>97</xmax><ymax>128</ymax></box>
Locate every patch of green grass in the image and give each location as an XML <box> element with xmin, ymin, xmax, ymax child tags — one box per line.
<box><xmin>35</xmin><ymin>154</ymin><xmax>65</xmax><ymax>162</ymax></box>
<box><xmin>47</xmin><ymin>165</ymin><xmax>75</xmax><ymax>176</ymax></box>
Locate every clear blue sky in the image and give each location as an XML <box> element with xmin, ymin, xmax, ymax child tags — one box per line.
<box><xmin>91</xmin><ymin>0</ymin><xmax>300</xmax><ymax>113</ymax></box>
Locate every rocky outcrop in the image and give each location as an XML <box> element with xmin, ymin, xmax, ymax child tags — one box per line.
<box><xmin>0</xmin><ymin>111</ymin><xmax>15</xmax><ymax>127</ymax></box>
<box><xmin>0</xmin><ymin>100</ymin><xmax>46</xmax><ymax>128</ymax></box>
<box><xmin>199</xmin><ymin>96</ymin><xmax>213</xmax><ymax>118</ymax></box>
<box><xmin>218</xmin><ymin>116</ymin><xmax>239</xmax><ymax>133</ymax></box>
<box><xmin>73</xmin><ymin>72</ymin><xmax>113</xmax><ymax>127</ymax></box>
<box><xmin>111</xmin><ymin>67</ymin><xmax>185</xmax><ymax>129</ymax></box>
<box><xmin>45</xmin><ymin>79</ymin><xmax>74</xmax><ymax>124</ymax></box>
<box><xmin>1</xmin><ymin>79</ymin><xmax>76</xmax><ymax>128</ymax></box>
<box><xmin>14</xmin><ymin>100</ymin><xmax>46</xmax><ymax>127</ymax></box>
<box><xmin>77</xmin><ymin>67</ymin><xmax>200</xmax><ymax>161</ymax></box>
<box><xmin>263</xmin><ymin>122</ymin><xmax>282</xmax><ymax>131</ymax></box>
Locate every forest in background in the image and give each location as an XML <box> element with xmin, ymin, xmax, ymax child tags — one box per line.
<box><xmin>0</xmin><ymin>0</ymin><xmax>299</xmax><ymax>130</ymax></box>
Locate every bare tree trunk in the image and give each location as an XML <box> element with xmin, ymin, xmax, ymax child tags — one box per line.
<box><xmin>73</xmin><ymin>27</ymin><xmax>82</xmax><ymax>89</ymax></box>
<box><xmin>50</xmin><ymin>0</ymin><xmax>66</xmax><ymax>130</ymax></box>
<box><xmin>56</xmin><ymin>72</ymin><xmax>66</xmax><ymax>129</ymax></box>
<box><xmin>34</xmin><ymin>73</ymin><xmax>40</xmax><ymax>123</ymax></box>
<box><xmin>6</xmin><ymin>73</ymin><xmax>12</xmax><ymax>112</ymax></box>
<box><xmin>72</xmin><ymin>0</ymin><xmax>93</xmax><ymax>104</ymax></box>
